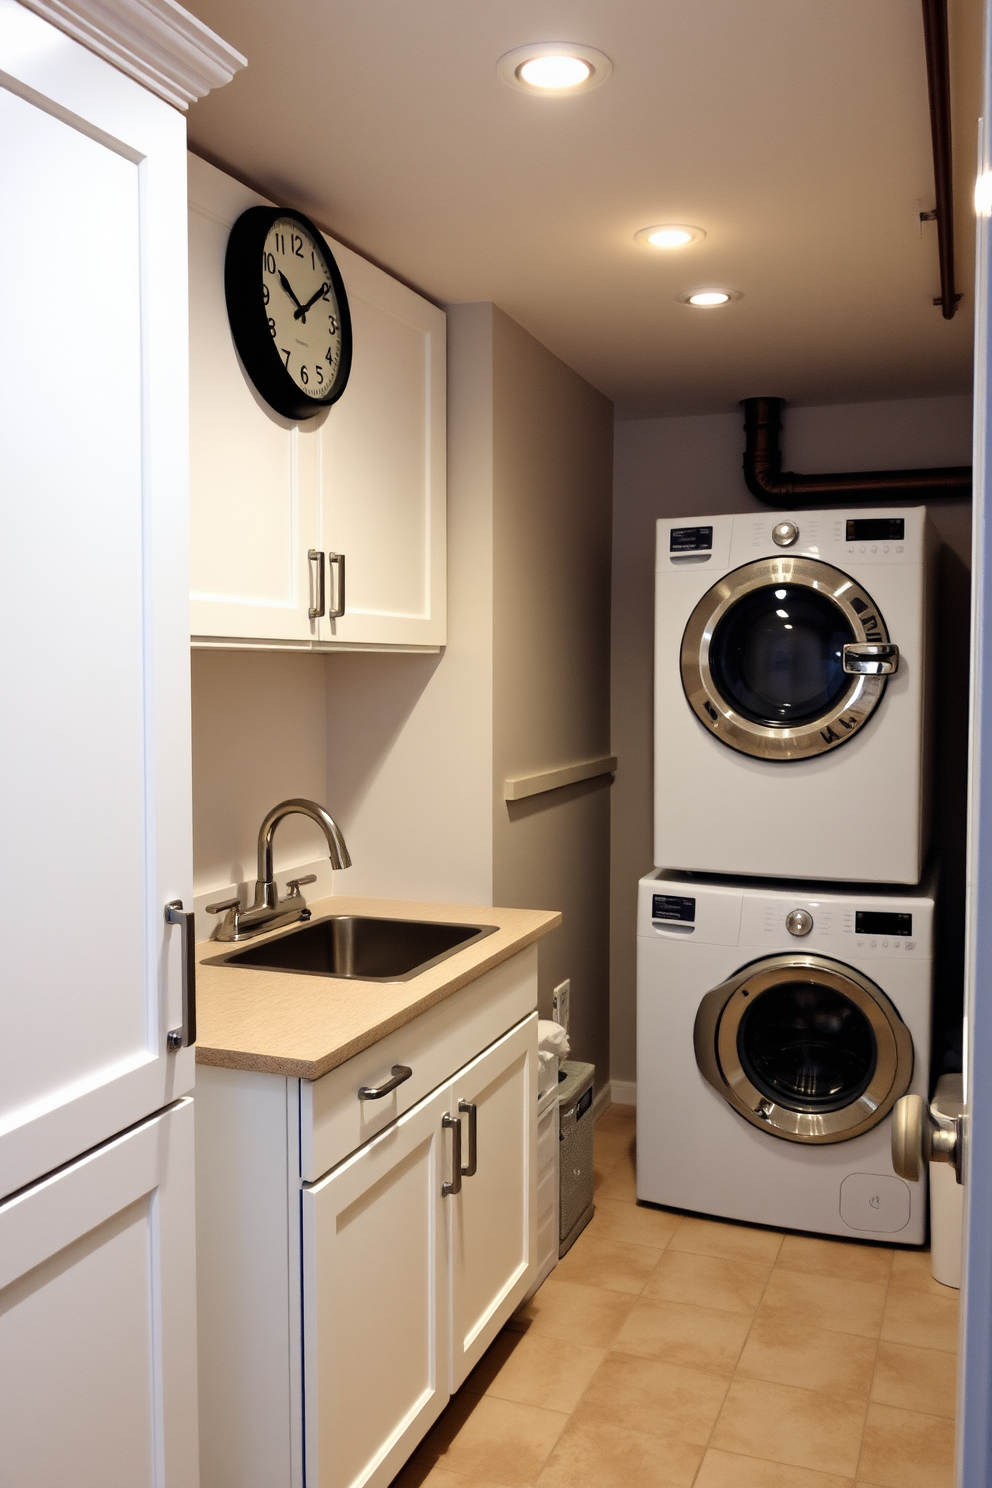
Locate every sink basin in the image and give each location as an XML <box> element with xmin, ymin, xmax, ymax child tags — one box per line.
<box><xmin>204</xmin><ymin>914</ymin><xmax>499</xmax><ymax>982</ymax></box>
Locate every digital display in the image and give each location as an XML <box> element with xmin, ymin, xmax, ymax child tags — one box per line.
<box><xmin>845</xmin><ymin>519</ymin><xmax>905</xmax><ymax>542</ymax></box>
<box><xmin>670</xmin><ymin>526</ymin><xmax>713</xmax><ymax>554</ymax></box>
<box><xmin>653</xmin><ymin>894</ymin><xmax>696</xmax><ymax>923</ymax></box>
<box><xmin>855</xmin><ymin>911</ymin><xmax>913</xmax><ymax>937</ymax></box>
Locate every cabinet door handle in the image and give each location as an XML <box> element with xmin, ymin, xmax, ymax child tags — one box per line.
<box><xmin>165</xmin><ymin>901</ymin><xmax>196</xmax><ymax>1050</ymax></box>
<box><xmin>442</xmin><ymin>1112</ymin><xmax>462</xmax><ymax>1196</ymax></box>
<box><xmin>308</xmin><ymin>549</ymin><xmax>325</xmax><ymax>619</ymax></box>
<box><xmin>358</xmin><ymin>1064</ymin><xmax>412</xmax><ymax>1101</ymax></box>
<box><xmin>458</xmin><ymin>1100</ymin><xmax>478</xmax><ymax>1177</ymax></box>
<box><xmin>327</xmin><ymin>551</ymin><xmax>346</xmax><ymax>618</ymax></box>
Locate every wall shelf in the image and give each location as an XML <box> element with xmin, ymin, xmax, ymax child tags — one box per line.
<box><xmin>504</xmin><ymin>756</ymin><xmax>617</xmax><ymax>802</ymax></box>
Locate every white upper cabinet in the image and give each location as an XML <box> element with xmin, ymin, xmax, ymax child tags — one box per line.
<box><xmin>189</xmin><ymin>155</ymin><xmax>446</xmax><ymax>651</ymax></box>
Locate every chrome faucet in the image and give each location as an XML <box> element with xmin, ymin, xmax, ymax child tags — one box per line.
<box><xmin>207</xmin><ymin>798</ymin><xmax>352</xmax><ymax>942</ymax></box>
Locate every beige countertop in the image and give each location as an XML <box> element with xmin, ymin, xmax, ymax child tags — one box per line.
<box><xmin>194</xmin><ymin>894</ymin><xmax>561</xmax><ymax>1081</ymax></box>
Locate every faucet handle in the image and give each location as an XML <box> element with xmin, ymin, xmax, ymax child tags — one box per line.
<box><xmin>285</xmin><ymin>874</ymin><xmax>317</xmax><ymax>900</ymax></box>
<box><xmin>206</xmin><ymin>895</ymin><xmax>242</xmax><ymax>916</ymax></box>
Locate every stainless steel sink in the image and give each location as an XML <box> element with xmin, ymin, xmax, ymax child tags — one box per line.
<box><xmin>203</xmin><ymin>914</ymin><xmax>498</xmax><ymax>982</ymax></box>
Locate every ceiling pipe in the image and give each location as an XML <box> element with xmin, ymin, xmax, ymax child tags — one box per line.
<box><xmin>921</xmin><ymin>0</ymin><xmax>959</xmax><ymax>318</ymax></box>
<box><xmin>741</xmin><ymin>397</ymin><xmax>971</xmax><ymax>506</ymax></box>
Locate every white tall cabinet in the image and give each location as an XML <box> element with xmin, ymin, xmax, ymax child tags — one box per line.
<box><xmin>189</xmin><ymin>155</ymin><xmax>447</xmax><ymax>652</ymax></box>
<box><xmin>0</xmin><ymin>4</ymin><xmax>240</xmax><ymax>1483</ymax></box>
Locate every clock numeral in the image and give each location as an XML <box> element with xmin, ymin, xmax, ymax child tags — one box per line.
<box><xmin>262</xmin><ymin>283</ymin><xmax>270</xmax><ymax>306</ymax></box>
<box><xmin>316</xmin><ymin>365</ymin><xmax>325</xmax><ymax>383</ymax></box>
<box><xmin>280</xmin><ymin>347</ymin><xmax>291</xmax><ymax>369</ymax></box>
<box><xmin>263</xmin><ymin>251</ymin><xmax>276</xmax><ymax>274</ymax></box>
<box><xmin>327</xmin><ymin>315</ymin><xmax>338</xmax><ymax>335</ymax></box>
<box><xmin>268</xmin><ymin>317</ymin><xmax>276</xmax><ymax>337</ymax></box>
<box><xmin>325</xmin><ymin>347</ymin><xmax>336</xmax><ymax>363</ymax></box>
<box><xmin>274</xmin><ymin>232</ymin><xmax>286</xmax><ymax>256</ymax></box>
<box><xmin>300</xmin><ymin>365</ymin><xmax>309</xmax><ymax>386</ymax></box>
<box><xmin>292</xmin><ymin>233</ymin><xmax>304</xmax><ymax>258</ymax></box>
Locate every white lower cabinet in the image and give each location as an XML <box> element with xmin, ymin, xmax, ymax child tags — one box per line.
<box><xmin>195</xmin><ymin>952</ymin><xmax>538</xmax><ymax>1488</ymax></box>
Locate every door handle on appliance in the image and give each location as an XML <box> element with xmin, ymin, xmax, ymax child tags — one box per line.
<box><xmin>358</xmin><ymin>1065</ymin><xmax>412</xmax><ymax>1101</ymax></box>
<box><xmin>327</xmin><ymin>552</ymin><xmax>346</xmax><ymax>618</ymax></box>
<box><xmin>458</xmin><ymin>1100</ymin><xmax>478</xmax><ymax>1177</ymax></box>
<box><xmin>308</xmin><ymin>549</ymin><xmax>325</xmax><ymax>619</ymax></box>
<box><xmin>442</xmin><ymin>1112</ymin><xmax>462</xmax><ymax>1196</ymax></box>
<box><xmin>892</xmin><ymin>1093</ymin><xmax>966</xmax><ymax>1184</ymax></box>
<box><xmin>165</xmin><ymin>901</ymin><xmax>196</xmax><ymax>1050</ymax></box>
<box><xmin>843</xmin><ymin>643</ymin><xmax>899</xmax><ymax>675</ymax></box>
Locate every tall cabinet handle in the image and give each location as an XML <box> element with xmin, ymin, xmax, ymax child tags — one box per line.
<box><xmin>458</xmin><ymin>1100</ymin><xmax>478</xmax><ymax>1177</ymax></box>
<box><xmin>308</xmin><ymin>549</ymin><xmax>325</xmax><ymax>619</ymax></box>
<box><xmin>442</xmin><ymin>1112</ymin><xmax>462</xmax><ymax>1196</ymax></box>
<box><xmin>327</xmin><ymin>552</ymin><xmax>346</xmax><ymax>618</ymax></box>
<box><xmin>165</xmin><ymin>901</ymin><xmax>197</xmax><ymax>1050</ymax></box>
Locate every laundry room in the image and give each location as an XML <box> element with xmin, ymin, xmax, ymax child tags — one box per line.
<box><xmin>3</xmin><ymin>2</ymin><xmax>989</xmax><ymax>1488</ymax></box>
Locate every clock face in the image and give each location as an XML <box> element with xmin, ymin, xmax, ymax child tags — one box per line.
<box><xmin>262</xmin><ymin>216</ymin><xmax>344</xmax><ymax>404</ymax></box>
<box><xmin>225</xmin><ymin>206</ymin><xmax>353</xmax><ymax>421</ymax></box>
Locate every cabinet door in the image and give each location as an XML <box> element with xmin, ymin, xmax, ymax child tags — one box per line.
<box><xmin>188</xmin><ymin>156</ymin><xmax>319</xmax><ymax>645</ymax></box>
<box><xmin>448</xmin><ymin>1015</ymin><xmax>538</xmax><ymax>1392</ymax></box>
<box><xmin>302</xmin><ymin>1083</ymin><xmax>451</xmax><ymax>1488</ymax></box>
<box><xmin>0</xmin><ymin>1100</ymin><xmax>198</xmax><ymax>1488</ymax></box>
<box><xmin>0</xmin><ymin>3</ymin><xmax>194</xmax><ymax>1197</ymax></box>
<box><xmin>316</xmin><ymin>245</ymin><xmax>446</xmax><ymax>649</ymax></box>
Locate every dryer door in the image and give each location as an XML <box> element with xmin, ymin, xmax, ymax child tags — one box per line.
<box><xmin>681</xmin><ymin>556</ymin><xmax>898</xmax><ymax>760</ymax></box>
<box><xmin>693</xmin><ymin>954</ymin><xmax>914</xmax><ymax>1144</ymax></box>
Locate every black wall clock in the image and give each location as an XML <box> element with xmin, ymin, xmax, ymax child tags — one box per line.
<box><xmin>225</xmin><ymin>206</ymin><xmax>353</xmax><ymax>421</ymax></box>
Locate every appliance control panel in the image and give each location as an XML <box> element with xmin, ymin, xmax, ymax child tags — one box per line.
<box><xmin>727</xmin><ymin>508</ymin><xmax>925</xmax><ymax>569</ymax></box>
<box><xmin>737</xmin><ymin>895</ymin><xmax>928</xmax><ymax>958</ymax></box>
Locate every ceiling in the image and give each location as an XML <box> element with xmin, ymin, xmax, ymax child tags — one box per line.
<box><xmin>185</xmin><ymin>0</ymin><xmax>980</xmax><ymax>417</ymax></box>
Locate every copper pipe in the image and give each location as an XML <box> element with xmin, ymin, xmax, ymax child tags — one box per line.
<box><xmin>922</xmin><ymin>0</ymin><xmax>959</xmax><ymax>318</ymax></box>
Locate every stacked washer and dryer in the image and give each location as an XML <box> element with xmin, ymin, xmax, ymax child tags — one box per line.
<box><xmin>637</xmin><ymin>508</ymin><xmax>937</xmax><ymax>1243</ymax></box>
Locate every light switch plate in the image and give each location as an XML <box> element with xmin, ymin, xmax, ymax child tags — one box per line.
<box><xmin>552</xmin><ymin>979</ymin><xmax>571</xmax><ymax>1034</ymax></box>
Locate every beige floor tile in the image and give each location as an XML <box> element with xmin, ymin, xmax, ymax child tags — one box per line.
<box><xmin>555</xmin><ymin>1230</ymin><xmax>663</xmax><ymax>1294</ymax></box>
<box><xmin>777</xmin><ymin>1233</ymin><xmax>893</xmax><ymax>1285</ymax></box>
<box><xmin>870</xmin><ymin>1339</ymin><xmax>958</xmax><ymax>1418</ymax></box>
<box><xmin>597</xmin><ymin>1160</ymin><xmax>638</xmax><ymax>1203</ymax></box>
<box><xmin>889</xmin><ymin>1248</ymin><xmax>947</xmax><ymax>1293</ymax></box>
<box><xmin>590</xmin><ymin>1197</ymin><xmax>681</xmax><ymax>1249</ymax></box>
<box><xmin>857</xmin><ymin>1402</ymin><xmax>956</xmax><ymax>1488</ymax></box>
<box><xmin>480</xmin><ymin>1331</ymin><xmax>606</xmax><ymax>1414</ymax></box>
<box><xmin>424</xmin><ymin>1395</ymin><xmax>567</xmax><ymax>1487</ymax></box>
<box><xmin>758</xmin><ymin>1266</ymin><xmax>886</xmax><ymax>1339</ymax></box>
<box><xmin>694</xmin><ymin>1447</ymin><xmax>856</xmax><ymax>1488</ymax></box>
<box><xmin>668</xmin><ymin>1214</ymin><xmax>783</xmax><ymax>1264</ymax></box>
<box><xmin>643</xmin><ymin>1248</ymin><xmax>770</xmax><ymax>1315</ymax></box>
<box><xmin>737</xmin><ymin>1312</ymin><xmax>877</xmax><ymax>1401</ymax></box>
<box><xmin>593</xmin><ymin>1127</ymin><xmax>636</xmax><ymax>1170</ymax></box>
<box><xmin>535</xmin><ymin>1415</ymin><xmax>702</xmax><ymax>1488</ymax></box>
<box><xmin>393</xmin><ymin>1469</ymin><xmax>517</xmax><ymax>1488</ymax></box>
<box><xmin>512</xmin><ymin>1277</ymin><xmax>636</xmax><ymax>1349</ymax></box>
<box><xmin>576</xmin><ymin>1352</ymin><xmax>728</xmax><ymax>1445</ymax></box>
<box><xmin>881</xmin><ymin>1283</ymin><xmax>959</xmax><ymax>1352</ymax></box>
<box><xmin>710</xmin><ymin>1376</ymin><xmax>866</xmax><ymax>1478</ymax></box>
<box><xmin>595</xmin><ymin>1106</ymin><xmax>636</xmax><ymax>1133</ymax></box>
<box><xmin>613</xmin><ymin>1296</ymin><xmax>751</xmax><ymax>1375</ymax></box>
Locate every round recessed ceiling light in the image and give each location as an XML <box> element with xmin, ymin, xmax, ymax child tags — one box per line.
<box><xmin>497</xmin><ymin>42</ymin><xmax>613</xmax><ymax>94</ymax></box>
<box><xmin>677</xmin><ymin>287</ymin><xmax>742</xmax><ymax>307</ymax></box>
<box><xmin>635</xmin><ymin>224</ymin><xmax>706</xmax><ymax>249</ymax></box>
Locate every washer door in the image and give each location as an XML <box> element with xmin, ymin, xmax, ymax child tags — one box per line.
<box><xmin>693</xmin><ymin>954</ymin><xmax>914</xmax><ymax>1144</ymax></box>
<box><xmin>680</xmin><ymin>556</ymin><xmax>899</xmax><ymax>760</ymax></box>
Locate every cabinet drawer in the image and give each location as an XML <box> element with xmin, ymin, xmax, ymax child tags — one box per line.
<box><xmin>300</xmin><ymin>946</ymin><xmax>537</xmax><ymax>1181</ymax></box>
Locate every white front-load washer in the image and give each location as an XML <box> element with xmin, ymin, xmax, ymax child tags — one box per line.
<box><xmin>636</xmin><ymin>871</ymin><xmax>933</xmax><ymax>1243</ymax></box>
<box><xmin>654</xmin><ymin>507</ymin><xmax>935</xmax><ymax>883</ymax></box>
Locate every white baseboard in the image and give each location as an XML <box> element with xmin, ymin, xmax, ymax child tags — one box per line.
<box><xmin>610</xmin><ymin>1080</ymin><xmax>637</xmax><ymax>1108</ymax></box>
<box><xmin>592</xmin><ymin>1083</ymin><xmax>612</xmax><ymax>1124</ymax></box>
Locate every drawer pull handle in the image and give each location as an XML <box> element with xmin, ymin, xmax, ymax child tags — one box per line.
<box><xmin>442</xmin><ymin>1112</ymin><xmax>462</xmax><ymax>1196</ymax></box>
<box><xmin>358</xmin><ymin>1065</ymin><xmax>412</xmax><ymax>1101</ymax></box>
<box><xmin>458</xmin><ymin>1100</ymin><xmax>478</xmax><ymax>1177</ymax></box>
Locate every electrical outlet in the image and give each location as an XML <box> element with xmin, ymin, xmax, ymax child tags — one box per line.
<box><xmin>552</xmin><ymin>979</ymin><xmax>571</xmax><ymax>1034</ymax></box>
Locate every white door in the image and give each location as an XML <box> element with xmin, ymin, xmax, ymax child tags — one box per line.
<box><xmin>315</xmin><ymin>244</ymin><xmax>446</xmax><ymax>650</ymax></box>
<box><xmin>0</xmin><ymin>2</ymin><xmax>193</xmax><ymax>1198</ymax></box>
<box><xmin>447</xmin><ymin>1015</ymin><xmax>538</xmax><ymax>1392</ymax></box>
<box><xmin>188</xmin><ymin>157</ymin><xmax>319</xmax><ymax>645</ymax></box>
<box><xmin>0</xmin><ymin>1099</ymin><xmax>198</xmax><ymax>1488</ymax></box>
<box><xmin>302</xmin><ymin>1083</ymin><xmax>451</xmax><ymax>1488</ymax></box>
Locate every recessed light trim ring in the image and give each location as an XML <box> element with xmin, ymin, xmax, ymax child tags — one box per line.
<box><xmin>497</xmin><ymin>42</ymin><xmax>613</xmax><ymax>94</ymax></box>
<box><xmin>677</xmin><ymin>287</ymin><xmax>743</xmax><ymax>307</ymax></box>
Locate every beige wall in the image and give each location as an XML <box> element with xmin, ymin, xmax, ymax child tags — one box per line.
<box><xmin>490</xmin><ymin>309</ymin><xmax>614</xmax><ymax>1073</ymax></box>
<box><xmin>610</xmin><ymin>394</ymin><xmax>973</xmax><ymax>1088</ymax></box>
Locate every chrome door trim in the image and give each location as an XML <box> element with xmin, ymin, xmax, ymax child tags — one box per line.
<box><xmin>680</xmin><ymin>557</ymin><xmax>892</xmax><ymax>761</ymax></box>
<box><xmin>693</xmin><ymin>953</ymin><xmax>914</xmax><ymax>1144</ymax></box>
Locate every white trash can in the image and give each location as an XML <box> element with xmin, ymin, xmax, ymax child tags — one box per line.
<box><xmin>930</xmin><ymin>1073</ymin><xmax>965</xmax><ymax>1290</ymax></box>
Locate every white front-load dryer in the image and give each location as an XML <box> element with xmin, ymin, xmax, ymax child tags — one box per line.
<box><xmin>654</xmin><ymin>507</ymin><xmax>935</xmax><ymax>883</ymax></box>
<box><xmin>636</xmin><ymin>871</ymin><xmax>933</xmax><ymax>1243</ymax></box>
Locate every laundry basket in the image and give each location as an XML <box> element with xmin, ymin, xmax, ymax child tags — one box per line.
<box><xmin>558</xmin><ymin>1061</ymin><xmax>595</xmax><ymax>1257</ymax></box>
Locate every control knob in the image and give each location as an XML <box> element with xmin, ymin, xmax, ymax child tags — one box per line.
<box><xmin>786</xmin><ymin>909</ymin><xmax>813</xmax><ymax>937</ymax></box>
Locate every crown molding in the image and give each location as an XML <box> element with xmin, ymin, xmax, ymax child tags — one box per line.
<box><xmin>17</xmin><ymin>0</ymin><xmax>246</xmax><ymax>108</ymax></box>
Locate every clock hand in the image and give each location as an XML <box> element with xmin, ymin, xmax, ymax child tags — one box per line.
<box><xmin>278</xmin><ymin>271</ymin><xmax>304</xmax><ymax>311</ymax></box>
<box><xmin>294</xmin><ymin>283</ymin><xmax>329</xmax><ymax>321</ymax></box>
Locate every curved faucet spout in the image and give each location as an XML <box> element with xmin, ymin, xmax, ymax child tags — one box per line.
<box><xmin>256</xmin><ymin>798</ymin><xmax>353</xmax><ymax>897</ymax></box>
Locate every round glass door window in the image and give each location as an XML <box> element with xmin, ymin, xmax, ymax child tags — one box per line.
<box><xmin>681</xmin><ymin>557</ymin><xmax>898</xmax><ymax>761</ymax></box>
<box><xmin>692</xmin><ymin>954</ymin><xmax>914</xmax><ymax>1143</ymax></box>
